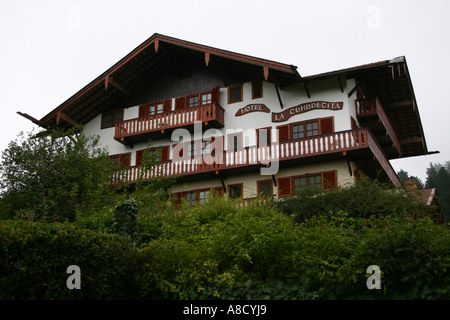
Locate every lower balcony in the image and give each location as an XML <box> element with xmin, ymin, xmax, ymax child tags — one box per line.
<box><xmin>111</xmin><ymin>128</ymin><xmax>400</xmax><ymax>187</ymax></box>
<box><xmin>114</xmin><ymin>103</ymin><xmax>225</xmax><ymax>146</ymax></box>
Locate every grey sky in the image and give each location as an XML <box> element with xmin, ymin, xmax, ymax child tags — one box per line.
<box><xmin>1</xmin><ymin>0</ymin><xmax>449</xmax><ymax>182</ymax></box>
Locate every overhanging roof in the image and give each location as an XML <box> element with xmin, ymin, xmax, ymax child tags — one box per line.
<box><xmin>304</xmin><ymin>56</ymin><xmax>429</xmax><ymax>158</ymax></box>
<box><xmin>37</xmin><ymin>33</ymin><xmax>302</xmax><ymax>130</ymax></box>
<box><xmin>27</xmin><ymin>34</ymin><xmax>428</xmax><ymax>159</ymax></box>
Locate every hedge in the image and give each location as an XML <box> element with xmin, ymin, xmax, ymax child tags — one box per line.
<box><xmin>0</xmin><ymin>220</ymin><xmax>139</xmax><ymax>299</ymax></box>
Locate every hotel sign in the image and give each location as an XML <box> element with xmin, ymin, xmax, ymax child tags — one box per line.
<box><xmin>272</xmin><ymin>101</ymin><xmax>343</xmax><ymax>122</ymax></box>
<box><xmin>235</xmin><ymin>104</ymin><xmax>270</xmax><ymax>117</ymax></box>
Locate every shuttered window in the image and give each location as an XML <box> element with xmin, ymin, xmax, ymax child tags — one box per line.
<box><xmin>277</xmin><ymin>171</ymin><xmax>337</xmax><ymax>197</ymax></box>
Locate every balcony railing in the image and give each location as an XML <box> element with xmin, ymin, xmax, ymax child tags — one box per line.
<box><xmin>114</xmin><ymin>103</ymin><xmax>225</xmax><ymax>142</ymax></box>
<box><xmin>111</xmin><ymin>128</ymin><xmax>398</xmax><ymax>186</ymax></box>
<box><xmin>355</xmin><ymin>97</ymin><xmax>401</xmax><ymax>156</ymax></box>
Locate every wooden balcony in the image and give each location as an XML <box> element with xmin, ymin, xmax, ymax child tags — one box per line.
<box><xmin>114</xmin><ymin>103</ymin><xmax>225</xmax><ymax>146</ymax></box>
<box><xmin>355</xmin><ymin>97</ymin><xmax>401</xmax><ymax>158</ymax></box>
<box><xmin>111</xmin><ymin>128</ymin><xmax>400</xmax><ymax>187</ymax></box>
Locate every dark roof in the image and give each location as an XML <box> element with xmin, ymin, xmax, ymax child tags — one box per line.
<box><xmin>305</xmin><ymin>57</ymin><xmax>428</xmax><ymax>158</ymax></box>
<box><xmin>37</xmin><ymin>33</ymin><xmax>301</xmax><ymax>129</ymax></box>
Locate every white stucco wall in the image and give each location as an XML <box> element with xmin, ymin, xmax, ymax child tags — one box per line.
<box><xmin>83</xmin><ymin>77</ymin><xmax>358</xmax><ymax>171</ymax></box>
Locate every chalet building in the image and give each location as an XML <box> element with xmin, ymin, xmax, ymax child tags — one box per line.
<box><xmin>23</xmin><ymin>33</ymin><xmax>430</xmax><ymax>204</ymax></box>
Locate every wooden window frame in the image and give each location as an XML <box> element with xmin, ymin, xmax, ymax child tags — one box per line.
<box><xmin>256</xmin><ymin>127</ymin><xmax>272</xmax><ymax>147</ymax></box>
<box><xmin>293</xmin><ymin>173</ymin><xmax>322</xmax><ymax>192</ymax></box>
<box><xmin>277</xmin><ymin>170</ymin><xmax>337</xmax><ymax>197</ymax></box>
<box><xmin>277</xmin><ymin>116</ymin><xmax>334</xmax><ymax>142</ymax></box>
<box><xmin>109</xmin><ymin>152</ymin><xmax>131</xmax><ymax>168</ymax></box>
<box><xmin>228</xmin><ymin>84</ymin><xmax>243</xmax><ymax>104</ymax></box>
<box><xmin>227</xmin><ymin>132</ymin><xmax>244</xmax><ymax>152</ymax></box>
<box><xmin>228</xmin><ymin>183</ymin><xmax>243</xmax><ymax>199</ymax></box>
<box><xmin>252</xmin><ymin>81</ymin><xmax>263</xmax><ymax>99</ymax></box>
<box><xmin>101</xmin><ymin>109</ymin><xmax>124</xmax><ymax>129</ymax></box>
<box><xmin>257</xmin><ymin>179</ymin><xmax>273</xmax><ymax>198</ymax></box>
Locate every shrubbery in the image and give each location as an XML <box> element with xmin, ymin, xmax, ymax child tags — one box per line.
<box><xmin>0</xmin><ymin>180</ymin><xmax>449</xmax><ymax>300</ymax></box>
<box><xmin>0</xmin><ymin>220</ymin><xmax>139</xmax><ymax>299</ymax></box>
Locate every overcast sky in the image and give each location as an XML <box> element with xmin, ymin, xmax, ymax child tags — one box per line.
<box><xmin>0</xmin><ymin>0</ymin><xmax>449</xmax><ymax>183</ymax></box>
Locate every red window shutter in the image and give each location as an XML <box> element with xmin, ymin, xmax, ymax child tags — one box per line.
<box><xmin>322</xmin><ymin>171</ymin><xmax>337</xmax><ymax>190</ymax></box>
<box><xmin>277</xmin><ymin>177</ymin><xmax>292</xmax><ymax>197</ymax></box>
<box><xmin>173</xmin><ymin>192</ymin><xmax>184</xmax><ymax>206</ymax></box>
<box><xmin>136</xmin><ymin>150</ymin><xmax>145</xmax><ymax>166</ymax></box>
<box><xmin>212</xmin><ymin>186</ymin><xmax>224</xmax><ymax>196</ymax></box>
<box><xmin>175</xmin><ymin>96</ymin><xmax>186</xmax><ymax>110</ymax></box>
<box><xmin>211</xmin><ymin>86</ymin><xmax>220</xmax><ymax>104</ymax></box>
<box><xmin>277</xmin><ymin>125</ymin><xmax>290</xmax><ymax>142</ymax></box>
<box><xmin>350</xmin><ymin>116</ymin><xmax>358</xmax><ymax>129</ymax></box>
<box><xmin>319</xmin><ymin>117</ymin><xmax>334</xmax><ymax>134</ymax></box>
<box><xmin>160</xmin><ymin>146</ymin><xmax>169</xmax><ymax>161</ymax></box>
<box><xmin>119</xmin><ymin>153</ymin><xmax>131</xmax><ymax>167</ymax></box>
<box><xmin>139</xmin><ymin>104</ymin><xmax>148</xmax><ymax>117</ymax></box>
<box><xmin>163</xmin><ymin>99</ymin><xmax>172</xmax><ymax>113</ymax></box>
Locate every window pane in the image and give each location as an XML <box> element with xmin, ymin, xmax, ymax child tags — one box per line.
<box><xmin>310</xmin><ymin>175</ymin><xmax>322</xmax><ymax>189</ymax></box>
<box><xmin>201</xmin><ymin>93</ymin><xmax>212</xmax><ymax>105</ymax></box>
<box><xmin>202</xmin><ymin>141</ymin><xmax>211</xmax><ymax>155</ymax></box>
<box><xmin>259</xmin><ymin>181</ymin><xmax>272</xmax><ymax>197</ymax></box>
<box><xmin>199</xmin><ymin>191</ymin><xmax>210</xmax><ymax>204</ymax></box>
<box><xmin>189</xmin><ymin>96</ymin><xmax>199</xmax><ymax>107</ymax></box>
<box><xmin>110</xmin><ymin>156</ymin><xmax>119</xmax><ymax>166</ymax></box>
<box><xmin>157</xmin><ymin>104</ymin><xmax>163</xmax><ymax>114</ymax></box>
<box><xmin>103</xmin><ymin>114</ymin><xmax>113</xmax><ymax>128</ymax></box>
<box><xmin>306</xmin><ymin>121</ymin><xmax>319</xmax><ymax>137</ymax></box>
<box><xmin>188</xmin><ymin>143</ymin><xmax>197</xmax><ymax>157</ymax></box>
<box><xmin>185</xmin><ymin>192</ymin><xmax>196</xmax><ymax>206</ymax></box>
<box><xmin>149</xmin><ymin>106</ymin><xmax>155</xmax><ymax>115</ymax></box>
<box><xmin>253</xmin><ymin>81</ymin><xmax>262</xmax><ymax>98</ymax></box>
<box><xmin>294</xmin><ymin>177</ymin><xmax>307</xmax><ymax>192</ymax></box>
<box><xmin>229</xmin><ymin>185</ymin><xmax>242</xmax><ymax>199</ymax></box>
<box><xmin>229</xmin><ymin>86</ymin><xmax>242</xmax><ymax>103</ymax></box>
<box><xmin>292</xmin><ymin>124</ymin><xmax>304</xmax><ymax>139</ymax></box>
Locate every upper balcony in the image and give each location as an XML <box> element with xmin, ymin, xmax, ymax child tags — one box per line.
<box><xmin>111</xmin><ymin>128</ymin><xmax>400</xmax><ymax>187</ymax></box>
<box><xmin>355</xmin><ymin>97</ymin><xmax>401</xmax><ymax>158</ymax></box>
<box><xmin>114</xmin><ymin>87</ymin><xmax>224</xmax><ymax>147</ymax></box>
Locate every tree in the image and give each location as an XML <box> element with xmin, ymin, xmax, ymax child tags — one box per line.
<box><xmin>425</xmin><ymin>162</ymin><xmax>450</xmax><ymax>222</ymax></box>
<box><xmin>397</xmin><ymin>169</ymin><xmax>424</xmax><ymax>189</ymax></box>
<box><xmin>0</xmin><ymin>127</ymin><xmax>116</xmax><ymax>222</ymax></box>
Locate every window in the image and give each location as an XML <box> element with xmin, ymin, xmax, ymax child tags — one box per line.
<box><xmin>257</xmin><ymin>128</ymin><xmax>271</xmax><ymax>146</ymax></box>
<box><xmin>252</xmin><ymin>81</ymin><xmax>263</xmax><ymax>99</ymax></box>
<box><xmin>109</xmin><ymin>153</ymin><xmax>131</xmax><ymax>168</ymax></box>
<box><xmin>101</xmin><ymin>110</ymin><xmax>123</xmax><ymax>129</ymax></box>
<box><xmin>294</xmin><ymin>174</ymin><xmax>321</xmax><ymax>192</ymax></box>
<box><xmin>199</xmin><ymin>190</ymin><xmax>210</xmax><ymax>204</ymax></box>
<box><xmin>201</xmin><ymin>140</ymin><xmax>211</xmax><ymax>155</ymax></box>
<box><xmin>277</xmin><ymin>117</ymin><xmax>334</xmax><ymax>142</ymax></box>
<box><xmin>201</xmin><ymin>93</ymin><xmax>212</xmax><ymax>105</ymax></box>
<box><xmin>258</xmin><ymin>180</ymin><xmax>272</xmax><ymax>198</ymax></box>
<box><xmin>187</xmin><ymin>142</ymin><xmax>198</xmax><ymax>157</ymax></box>
<box><xmin>292</xmin><ymin>121</ymin><xmax>318</xmax><ymax>139</ymax></box>
<box><xmin>277</xmin><ymin>171</ymin><xmax>337</xmax><ymax>197</ymax></box>
<box><xmin>139</xmin><ymin>100</ymin><xmax>171</xmax><ymax>117</ymax></box>
<box><xmin>189</xmin><ymin>95</ymin><xmax>199</xmax><ymax>108</ymax></box>
<box><xmin>185</xmin><ymin>192</ymin><xmax>196</xmax><ymax>206</ymax></box>
<box><xmin>228</xmin><ymin>184</ymin><xmax>243</xmax><ymax>199</ymax></box>
<box><xmin>228</xmin><ymin>84</ymin><xmax>243</xmax><ymax>104</ymax></box>
<box><xmin>228</xmin><ymin>133</ymin><xmax>243</xmax><ymax>152</ymax></box>
<box><xmin>149</xmin><ymin>103</ymin><xmax>164</xmax><ymax>115</ymax></box>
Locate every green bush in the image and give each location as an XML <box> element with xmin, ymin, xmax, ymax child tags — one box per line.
<box><xmin>275</xmin><ymin>178</ymin><xmax>433</xmax><ymax>223</ymax></box>
<box><xmin>0</xmin><ymin>220</ymin><xmax>139</xmax><ymax>299</ymax></box>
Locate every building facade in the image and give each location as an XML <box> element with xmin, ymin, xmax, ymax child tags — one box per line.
<box><xmin>27</xmin><ymin>34</ymin><xmax>429</xmax><ymax>204</ymax></box>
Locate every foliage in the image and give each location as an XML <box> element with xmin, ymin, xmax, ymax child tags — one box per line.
<box><xmin>274</xmin><ymin>178</ymin><xmax>433</xmax><ymax>223</ymax></box>
<box><xmin>0</xmin><ymin>127</ymin><xmax>116</xmax><ymax>222</ymax></box>
<box><xmin>425</xmin><ymin>162</ymin><xmax>450</xmax><ymax>222</ymax></box>
<box><xmin>113</xmin><ymin>199</ymin><xmax>138</xmax><ymax>242</ymax></box>
<box><xmin>0</xmin><ymin>220</ymin><xmax>139</xmax><ymax>299</ymax></box>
